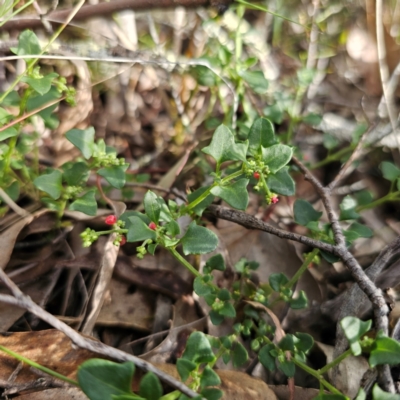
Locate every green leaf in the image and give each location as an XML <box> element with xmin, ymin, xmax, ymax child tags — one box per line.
<box><xmin>127</xmin><ymin>216</ymin><xmax>156</xmax><ymax>242</ymax></box>
<box><xmin>279</xmin><ymin>335</ymin><xmax>295</xmax><ymax>351</ymax></box>
<box><xmin>78</xmin><ymin>359</ymin><xmax>134</xmax><ymax>400</ymax></box>
<box><xmin>372</xmin><ymin>384</ymin><xmax>400</xmax><ymax>400</ymax></box>
<box><xmin>211</xmin><ymin>178</ymin><xmax>249</xmax><ymax>210</ymax></box>
<box><xmin>0</xmin><ymin>127</ymin><xmax>18</xmax><ymax>141</ymax></box>
<box><xmin>181</xmin><ymin>221</ymin><xmax>218</xmax><ymax>255</ymax></box>
<box><xmin>247</xmin><ymin>117</ymin><xmax>276</xmax><ymax>156</ymax></box>
<box><xmin>209</xmin><ymin>310</ymin><xmax>224</xmax><ymax>325</ymax></box>
<box><xmin>344</xmin><ymin>222</ymin><xmax>373</xmax><ymax>242</ymax></box>
<box><xmin>239</xmin><ymin>70</ymin><xmax>269</xmax><ymax>94</ymax></box>
<box><xmin>33</xmin><ymin>169</ymin><xmax>62</xmax><ymax>200</ymax></box>
<box><xmin>323</xmin><ymin>133</ymin><xmax>339</xmax><ymax>150</ymax></box>
<box><xmin>369</xmin><ymin>336</ymin><xmax>400</xmax><ymax>367</ymax></box>
<box><xmin>339</xmin><ymin>196</ymin><xmax>360</xmax><ymax>220</ymax></box>
<box><xmin>62</xmin><ymin>162</ymin><xmax>89</xmax><ymax>186</ymax></box>
<box><xmin>200</xmin><ymin>365</ymin><xmax>221</xmax><ymax>389</ymax></box>
<box><xmin>200</xmin><ymin>388</ymin><xmax>223</xmax><ymax>400</ymax></box>
<box><xmin>194</xmin><ymin>276</ymin><xmax>213</xmax><ymax>296</ymax></box>
<box><xmin>261</xmin><ymin>144</ymin><xmax>293</xmax><ymax>173</ymax></box>
<box><xmin>66</xmin><ymin>128</ymin><xmax>95</xmax><ymax>159</ymax></box>
<box><xmin>289</xmin><ymin>291</ymin><xmax>308</xmax><ymax>309</ymax></box>
<box><xmin>164</xmin><ymin>220</ymin><xmax>180</xmax><ymax>237</ymax></box>
<box><xmin>205</xmin><ymin>254</ymin><xmax>225</xmax><ymax>271</ymax></box>
<box><xmin>187</xmin><ymin>186</ymin><xmax>215</xmax><ymax>216</ymax></box>
<box><xmin>144</xmin><ymin>191</ymin><xmax>161</xmax><ymax>223</ymax></box>
<box><xmin>0</xmin><ymin>107</ymin><xmax>11</xmax><ymax>124</ymax></box>
<box><xmin>182</xmin><ymin>331</ymin><xmax>215</xmax><ymax>364</ymax></box>
<box><xmin>191</xmin><ymin>65</ymin><xmax>218</xmax><ymax>87</ymax></box>
<box><xmin>232</xmin><ymin>342</ymin><xmax>248</xmax><ymax>367</ymax></box>
<box><xmin>202</xmin><ymin>125</ymin><xmax>248</xmax><ymax>166</ymax></box>
<box><xmin>267</xmin><ymin>167</ymin><xmax>295</xmax><ymax>196</ymax></box>
<box><xmin>294</xmin><ymin>199</ymin><xmax>322</xmax><ymax>226</ymax></box>
<box><xmin>355</xmin><ymin>389</ymin><xmax>366</xmax><ymax>400</ymax></box>
<box><xmin>380</xmin><ymin>161</ymin><xmax>400</xmax><ymax>182</ymax></box>
<box><xmin>278</xmin><ymin>359</ymin><xmax>295</xmax><ymax>377</ymax></box>
<box><xmin>269</xmin><ymin>273</ymin><xmax>289</xmax><ymax>292</ymax></box>
<box><xmin>217</xmin><ymin>288</ymin><xmax>231</xmax><ymax>301</ymax></box>
<box><xmin>120</xmin><ymin>211</ymin><xmax>150</xmax><ymax>230</ymax></box>
<box><xmin>15</xmin><ymin>30</ymin><xmax>41</xmax><ymax>56</ymax></box>
<box><xmin>98</xmin><ymin>165</ymin><xmax>128</xmax><ymax>189</ymax></box>
<box><xmin>219</xmin><ymin>302</ymin><xmax>236</xmax><ymax>318</ymax></box>
<box><xmin>176</xmin><ymin>359</ymin><xmax>196</xmax><ymax>382</ymax></box>
<box><xmin>258</xmin><ymin>344</ymin><xmax>276</xmax><ymax>371</ymax></box>
<box><xmin>139</xmin><ymin>372</ymin><xmax>163</xmax><ymax>400</ymax></box>
<box><xmin>69</xmin><ymin>191</ymin><xmax>97</xmax><ymax>216</ymax></box>
<box><xmin>294</xmin><ymin>332</ymin><xmax>314</xmax><ymax>353</ymax></box>
<box><xmin>22</xmin><ymin>73</ymin><xmax>58</xmax><ymax>95</ymax></box>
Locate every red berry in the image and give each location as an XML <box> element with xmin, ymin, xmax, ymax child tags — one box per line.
<box><xmin>105</xmin><ymin>215</ymin><xmax>117</xmax><ymax>225</ymax></box>
<box><xmin>120</xmin><ymin>236</ymin><xmax>127</xmax><ymax>246</ymax></box>
<box><xmin>271</xmin><ymin>195</ymin><xmax>279</xmax><ymax>204</ymax></box>
<box><xmin>253</xmin><ymin>172</ymin><xmax>260</xmax><ymax>179</ymax></box>
<box><xmin>149</xmin><ymin>222</ymin><xmax>157</xmax><ymax>230</ymax></box>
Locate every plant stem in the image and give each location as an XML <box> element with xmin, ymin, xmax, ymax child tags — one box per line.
<box><xmin>318</xmin><ymin>348</ymin><xmax>353</xmax><ymax>374</ymax></box>
<box><xmin>310</xmin><ymin>146</ymin><xmax>354</xmax><ymax>170</ymax></box>
<box><xmin>284</xmin><ymin>248</ymin><xmax>319</xmax><ymax>289</ymax></box>
<box><xmin>169</xmin><ymin>247</ymin><xmax>201</xmax><ymax>278</ymax></box>
<box><xmin>292</xmin><ymin>358</ymin><xmax>344</xmax><ymax>395</ymax></box>
<box><xmin>0</xmin><ymin>345</ymin><xmax>79</xmax><ymax>386</ymax></box>
<box><xmin>356</xmin><ymin>192</ymin><xmax>400</xmax><ymax>212</ymax></box>
<box><xmin>186</xmin><ymin>169</ymin><xmax>244</xmax><ymax>211</ymax></box>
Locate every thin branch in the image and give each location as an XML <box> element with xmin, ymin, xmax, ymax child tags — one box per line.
<box><xmin>206</xmin><ymin>205</ymin><xmax>337</xmax><ymax>254</ymax></box>
<box><xmin>327</xmin><ymin>123</ymin><xmax>375</xmax><ymax>191</ymax></box>
<box><xmin>0</xmin><ymin>269</ymin><xmax>201</xmax><ymax>399</ymax></box>
<box><xmin>376</xmin><ymin>0</ymin><xmax>399</xmax><ymax>148</ymax></box>
<box><xmin>0</xmin><ymin>0</ymin><xmax>229</xmax><ymax>32</ymax></box>
<box><xmin>292</xmin><ymin>156</ymin><xmax>345</xmax><ymax>247</ymax></box>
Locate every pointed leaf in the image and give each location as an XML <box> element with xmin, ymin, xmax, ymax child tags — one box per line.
<box><xmin>66</xmin><ymin>127</ymin><xmax>95</xmax><ymax>159</ymax></box>
<box><xmin>380</xmin><ymin>161</ymin><xmax>400</xmax><ymax>182</ymax></box>
<box><xmin>202</xmin><ymin>124</ymin><xmax>247</xmax><ymax>166</ymax></box>
<box><xmin>259</xmin><ymin>344</ymin><xmax>276</xmax><ymax>371</ymax></box>
<box><xmin>98</xmin><ymin>164</ymin><xmax>128</xmax><ymax>189</ymax></box>
<box><xmin>247</xmin><ymin>117</ymin><xmax>276</xmax><ymax>156</ymax></box>
<box><xmin>232</xmin><ymin>342</ymin><xmax>248</xmax><ymax>367</ymax></box>
<box><xmin>144</xmin><ymin>191</ymin><xmax>161</xmax><ymax>223</ymax></box>
<box><xmin>211</xmin><ymin>178</ymin><xmax>249</xmax><ymax>210</ymax></box>
<box><xmin>181</xmin><ymin>221</ymin><xmax>218</xmax><ymax>255</ymax></box>
<box><xmin>261</xmin><ymin>144</ymin><xmax>293</xmax><ymax>173</ymax></box>
<box><xmin>139</xmin><ymin>372</ymin><xmax>163</xmax><ymax>400</ymax></box>
<box><xmin>127</xmin><ymin>216</ymin><xmax>156</xmax><ymax>242</ymax></box>
<box><xmin>78</xmin><ymin>359</ymin><xmax>134</xmax><ymax>399</ymax></box>
<box><xmin>176</xmin><ymin>359</ymin><xmax>196</xmax><ymax>382</ymax></box>
<box><xmin>15</xmin><ymin>30</ymin><xmax>41</xmax><ymax>55</ymax></box>
<box><xmin>370</xmin><ymin>336</ymin><xmax>400</xmax><ymax>367</ymax></box>
<box><xmin>294</xmin><ymin>199</ymin><xmax>322</xmax><ymax>226</ymax></box>
<box><xmin>182</xmin><ymin>331</ymin><xmax>215</xmax><ymax>364</ymax></box>
<box><xmin>200</xmin><ymin>365</ymin><xmax>221</xmax><ymax>389</ymax></box>
<box><xmin>33</xmin><ymin>169</ymin><xmax>62</xmax><ymax>200</ymax></box>
<box><xmin>267</xmin><ymin>167</ymin><xmax>295</xmax><ymax>196</ymax></box>
<box><xmin>69</xmin><ymin>191</ymin><xmax>97</xmax><ymax>216</ymax></box>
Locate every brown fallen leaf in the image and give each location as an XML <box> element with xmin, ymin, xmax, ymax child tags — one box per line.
<box><xmin>17</xmin><ymin>387</ymin><xmax>88</xmax><ymax>400</ymax></box>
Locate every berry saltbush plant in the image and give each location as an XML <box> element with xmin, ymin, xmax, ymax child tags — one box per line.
<box><xmin>2</xmin><ymin>5</ymin><xmax>400</xmax><ymax>400</ymax></box>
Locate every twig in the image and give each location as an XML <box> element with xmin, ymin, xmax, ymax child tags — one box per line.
<box><xmin>0</xmin><ymin>188</ymin><xmax>30</xmax><ymax>218</ymax></box>
<box><xmin>207</xmin><ymin>205</ymin><xmax>337</xmax><ymax>254</ymax></box>
<box><xmin>327</xmin><ymin>124</ymin><xmax>375</xmax><ymax>191</ymax></box>
<box><xmin>0</xmin><ymin>0</ymin><xmax>230</xmax><ymax>32</ymax></box>
<box><xmin>376</xmin><ymin>0</ymin><xmax>399</xmax><ymax>148</ymax></box>
<box><xmin>209</xmin><ymin>155</ymin><xmax>395</xmax><ymax>392</ymax></box>
<box><xmin>292</xmin><ymin>156</ymin><xmax>345</xmax><ymax>247</ymax></box>
<box><xmin>0</xmin><ymin>269</ymin><xmax>201</xmax><ymax>398</ymax></box>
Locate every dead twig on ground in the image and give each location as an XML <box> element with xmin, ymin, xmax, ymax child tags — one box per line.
<box><xmin>0</xmin><ymin>268</ymin><xmax>202</xmax><ymax>399</ymax></box>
